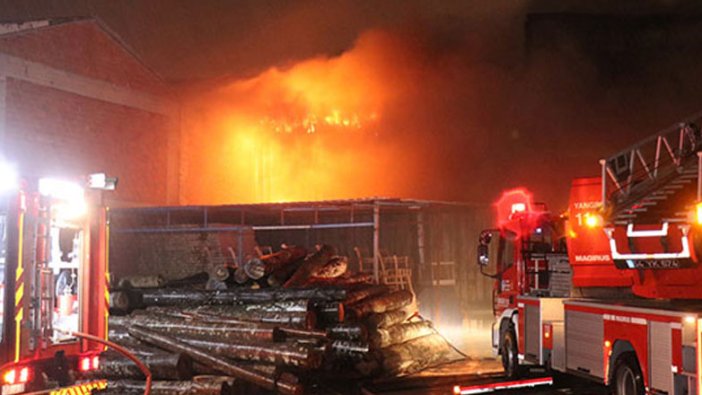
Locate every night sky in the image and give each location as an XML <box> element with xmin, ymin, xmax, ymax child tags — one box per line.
<box><xmin>3</xmin><ymin>0</ymin><xmax>702</xmax><ymax>209</ymax></box>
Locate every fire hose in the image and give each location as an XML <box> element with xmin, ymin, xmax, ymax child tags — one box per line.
<box><xmin>59</xmin><ymin>330</ymin><xmax>152</xmax><ymax>395</ymax></box>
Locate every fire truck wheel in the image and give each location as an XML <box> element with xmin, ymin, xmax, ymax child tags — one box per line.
<box><xmin>612</xmin><ymin>353</ymin><xmax>644</xmax><ymax>395</ymax></box>
<box><xmin>501</xmin><ymin>325</ymin><xmax>520</xmax><ymax>378</ymax></box>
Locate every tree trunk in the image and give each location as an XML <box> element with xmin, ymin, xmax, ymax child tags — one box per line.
<box><xmin>378</xmin><ymin>333</ymin><xmax>461</xmax><ymax>376</ymax></box>
<box><xmin>180</xmin><ymin>338</ymin><xmax>323</xmax><ymax>369</ymax></box>
<box><xmin>305</xmin><ymin>272</ymin><xmax>374</xmax><ymax>287</ymax></box>
<box><xmin>326</xmin><ymin>323</ymin><xmax>368</xmax><ymax>341</ymax></box>
<box><xmin>369</xmin><ymin>321</ymin><xmax>435</xmax><ymax>349</ymax></box>
<box><xmin>310</xmin><ymin>256</ymin><xmax>348</xmax><ymax>279</ymax></box>
<box><xmin>128</xmin><ymin>326</ymin><xmax>303</xmax><ymax>395</ymax></box>
<box><xmin>103</xmin><ymin>379</ymin><xmax>228</xmax><ymax>395</ymax></box>
<box><xmin>112</xmin><ymin>287</ymin><xmax>346</xmax><ymax>312</ymax></box>
<box><xmin>365</xmin><ymin>309</ymin><xmax>408</xmax><ymax>330</ymax></box>
<box><xmin>329</xmin><ymin>340</ymin><xmax>370</xmax><ymax>361</ymax></box>
<box><xmin>92</xmin><ymin>351</ymin><xmax>192</xmax><ymax>380</ymax></box>
<box><xmin>186</xmin><ymin>304</ymin><xmax>316</xmax><ymax>329</ymax></box>
<box><xmin>276</xmin><ymin>327</ymin><xmax>328</xmax><ymax>341</ymax></box>
<box><xmin>245</xmin><ymin>246</ymin><xmax>307</xmax><ymax>280</ymax></box>
<box><xmin>283</xmin><ymin>245</ymin><xmax>336</xmax><ymax>288</ymax></box>
<box><xmin>314</xmin><ymin>302</ymin><xmax>344</xmax><ymax>326</ymax></box>
<box><xmin>119</xmin><ymin>315</ymin><xmax>281</xmax><ymax>342</ymax></box>
<box><xmin>164</xmin><ymin>272</ymin><xmax>211</xmax><ymax>288</ymax></box>
<box><xmin>347</xmin><ymin>290</ymin><xmax>413</xmax><ymax>319</ymax></box>
<box><xmin>342</xmin><ymin>285</ymin><xmax>389</xmax><ymax>306</ymax></box>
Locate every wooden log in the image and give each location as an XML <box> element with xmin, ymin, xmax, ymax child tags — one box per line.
<box><xmin>164</xmin><ymin>271</ymin><xmax>211</xmax><ymax>288</ymax></box>
<box><xmin>378</xmin><ymin>333</ymin><xmax>462</xmax><ymax>376</ymax></box>
<box><xmin>186</xmin><ymin>302</ymin><xmax>316</xmax><ymax>328</ymax></box>
<box><xmin>245</xmin><ymin>246</ymin><xmax>307</xmax><ymax>280</ymax></box>
<box><xmin>310</xmin><ymin>256</ymin><xmax>348</xmax><ymax>279</ymax></box>
<box><xmin>180</xmin><ymin>338</ymin><xmax>323</xmax><ymax>369</ymax></box>
<box><xmin>267</xmin><ymin>260</ymin><xmax>304</xmax><ymax>287</ymax></box>
<box><xmin>342</xmin><ymin>285</ymin><xmax>389</xmax><ymax>306</ymax></box>
<box><xmin>283</xmin><ymin>245</ymin><xmax>336</xmax><ymax>288</ymax></box>
<box><xmin>128</xmin><ymin>326</ymin><xmax>303</xmax><ymax>395</ymax></box>
<box><xmin>117</xmin><ymin>275</ymin><xmax>165</xmax><ymax>289</ymax></box>
<box><xmin>369</xmin><ymin>321</ymin><xmax>435</xmax><ymax>349</ymax></box>
<box><xmin>326</xmin><ymin>323</ymin><xmax>368</xmax><ymax>341</ymax></box>
<box><xmin>347</xmin><ymin>290</ymin><xmax>413</xmax><ymax>319</ymax></box>
<box><xmin>365</xmin><ymin>309</ymin><xmax>408</xmax><ymax>329</ymax></box>
<box><xmin>195</xmin><ymin>362</ymin><xmax>280</xmax><ymax>377</ymax></box>
<box><xmin>209</xmin><ymin>264</ymin><xmax>232</xmax><ymax>282</ymax></box>
<box><xmin>109</xmin><ymin>290</ymin><xmax>142</xmax><ymax>315</ymax></box>
<box><xmin>277</xmin><ymin>327</ymin><xmax>328</xmax><ymax>341</ymax></box>
<box><xmin>306</xmin><ymin>272</ymin><xmax>375</xmax><ymax>287</ymax></box>
<box><xmin>104</xmin><ymin>379</ymin><xmax>228</xmax><ymax>395</ymax></box>
<box><xmin>113</xmin><ymin>287</ymin><xmax>347</xmax><ymax>312</ymax></box>
<box><xmin>329</xmin><ymin>340</ymin><xmax>370</xmax><ymax>361</ymax></box>
<box><xmin>120</xmin><ymin>315</ymin><xmax>282</xmax><ymax>342</ymax></box>
<box><xmin>233</xmin><ymin>266</ymin><xmax>252</xmax><ymax>285</ymax></box>
<box><xmin>314</xmin><ymin>302</ymin><xmax>344</xmax><ymax>326</ymax></box>
<box><xmin>107</xmin><ymin>333</ymin><xmax>164</xmax><ymax>356</ymax></box>
<box><xmin>194</xmin><ymin>299</ymin><xmax>311</xmax><ymax>314</ymax></box>
<box><xmin>92</xmin><ymin>351</ymin><xmax>192</xmax><ymax>380</ymax></box>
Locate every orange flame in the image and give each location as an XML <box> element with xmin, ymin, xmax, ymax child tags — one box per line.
<box><xmin>182</xmin><ymin>31</ymin><xmax>419</xmax><ymax>204</ymax></box>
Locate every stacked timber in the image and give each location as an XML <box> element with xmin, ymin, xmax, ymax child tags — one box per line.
<box><xmin>98</xmin><ymin>244</ymin><xmax>462</xmax><ymax>394</ymax></box>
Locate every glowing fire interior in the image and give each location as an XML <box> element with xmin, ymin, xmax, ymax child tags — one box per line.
<box><xmin>183</xmin><ymin>31</ymin><xmax>425</xmax><ymax>204</ymax></box>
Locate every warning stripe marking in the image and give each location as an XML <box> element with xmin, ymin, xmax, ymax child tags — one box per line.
<box><xmin>14</xmin><ymin>211</ymin><xmax>24</xmax><ymax>363</ymax></box>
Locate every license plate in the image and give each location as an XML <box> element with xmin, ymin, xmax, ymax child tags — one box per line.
<box><xmin>49</xmin><ymin>380</ymin><xmax>107</xmax><ymax>395</ymax></box>
<box><xmin>1</xmin><ymin>384</ymin><xmax>25</xmax><ymax>395</ymax></box>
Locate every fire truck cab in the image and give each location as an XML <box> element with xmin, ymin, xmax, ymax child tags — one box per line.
<box><xmin>0</xmin><ymin>167</ymin><xmax>113</xmax><ymax>395</ymax></box>
<box><xmin>479</xmin><ymin>115</ymin><xmax>702</xmax><ymax>395</ymax></box>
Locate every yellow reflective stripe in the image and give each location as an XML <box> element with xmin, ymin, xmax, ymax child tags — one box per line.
<box><xmin>49</xmin><ymin>380</ymin><xmax>108</xmax><ymax>395</ymax></box>
<box><xmin>14</xmin><ymin>308</ymin><xmax>22</xmax><ymax>362</ymax></box>
<box><xmin>14</xmin><ymin>211</ymin><xmax>24</xmax><ymax>363</ymax></box>
<box><xmin>14</xmin><ymin>283</ymin><xmax>23</xmax><ymax>305</ymax></box>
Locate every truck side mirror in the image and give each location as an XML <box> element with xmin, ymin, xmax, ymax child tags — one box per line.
<box><xmin>477</xmin><ymin>229</ymin><xmax>500</xmax><ymax>278</ymax></box>
<box><xmin>478</xmin><ymin>244</ymin><xmax>489</xmax><ymax>266</ymax></box>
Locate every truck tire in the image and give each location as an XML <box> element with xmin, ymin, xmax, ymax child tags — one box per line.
<box><xmin>612</xmin><ymin>352</ymin><xmax>644</xmax><ymax>395</ymax></box>
<box><xmin>501</xmin><ymin>324</ymin><xmax>520</xmax><ymax>378</ymax></box>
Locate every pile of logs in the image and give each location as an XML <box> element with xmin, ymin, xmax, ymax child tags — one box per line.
<box><xmin>97</xmin><ymin>245</ymin><xmax>461</xmax><ymax>394</ymax></box>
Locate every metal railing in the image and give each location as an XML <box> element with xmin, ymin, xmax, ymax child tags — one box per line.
<box><xmin>600</xmin><ymin>114</ymin><xmax>702</xmax><ymax>212</ymax></box>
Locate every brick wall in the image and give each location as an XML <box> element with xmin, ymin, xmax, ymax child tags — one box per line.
<box><xmin>0</xmin><ymin>20</ymin><xmax>166</xmax><ymax>95</ymax></box>
<box><xmin>5</xmin><ymin>78</ymin><xmax>171</xmax><ymax>205</ymax></box>
<box><xmin>0</xmin><ymin>20</ymin><xmax>179</xmax><ymax>205</ymax></box>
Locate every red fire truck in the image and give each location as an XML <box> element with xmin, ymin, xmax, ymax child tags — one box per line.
<box><xmin>0</xmin><ymin>168</ymin><xmax>114</xmax><ymax>395</ymax></box>
<box><xmin>478</xmin><ymin>116</ymin><xmax>702</xmax><ymax>395</ymax></box>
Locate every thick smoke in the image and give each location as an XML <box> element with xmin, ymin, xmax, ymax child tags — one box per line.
<box><xmin>181</xmin><ymin>5</ymin><xmax>702</xmax><ymax>208</ymax></box>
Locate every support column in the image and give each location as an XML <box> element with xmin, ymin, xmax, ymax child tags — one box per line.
<box><xmin>373</xmin><ymin>201</ymin><xmax>380</xmax><ymax>284</ymax></box>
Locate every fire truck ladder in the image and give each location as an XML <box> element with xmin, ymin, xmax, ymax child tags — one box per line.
<box><xmin>600</xmin><ymin>114</ymin><xmax>702</xmax><ymax>225</ymax></box>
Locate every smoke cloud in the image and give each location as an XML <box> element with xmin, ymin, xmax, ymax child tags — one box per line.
<box><xmin>181</xmin><ymin>5</ymin><xmax>702</xmax><ymax>209</ymax></box>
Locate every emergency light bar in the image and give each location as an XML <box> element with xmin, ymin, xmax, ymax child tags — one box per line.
<box><xmin>511</xmin><ymin>203</ymin><xmax>526</xmax><ymax>214</ymax></box>
<box><xmin>453</xmin><ymin>376</ymin><xmax>553</xmax><ymax>394</ymax></box>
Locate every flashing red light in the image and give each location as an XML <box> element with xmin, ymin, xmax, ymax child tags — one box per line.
<box><xmin>511</xmin><ymin>202</ymin><xmax>526</xmax><ymax>214</ymax></box>
<box><xmin>3</xmin><ymin>369</ymin><xmax>16</xmax><ymax>385</ymax></box>
<box><xmin>79</xmin><ymin>355</ymin><xmax>100</xmax><ymax>372</ymax></box>
<box><xmin>495</xmin><ymin>188</ymin><xmax>534</xmax><ymax>225</ymax></box>
<box><xmin>2</xmin><ymin>366</ymin><xmax>30</xmax><ymax>385</ymax></box>
<box><xmin>18</xmin><ymin>367</ymin><xmax>28</xmax><ymax>384</ymax></box>
<box><xmin>80</xmin><ymin>357</ymin><xmax>91</xmax><ymax>372</ymax></box>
